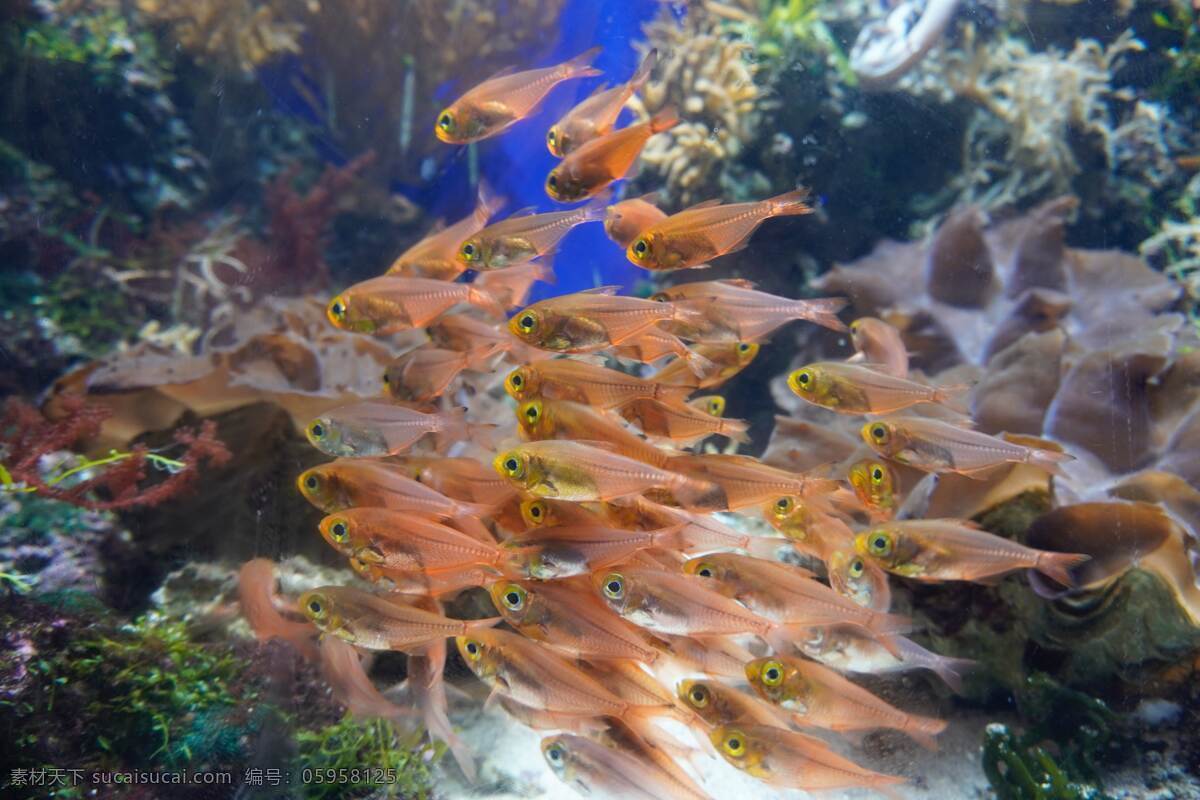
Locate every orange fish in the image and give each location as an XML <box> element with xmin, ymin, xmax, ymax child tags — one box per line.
<box><xmin>682</xmin><ymin>553</ymin><xmax>910</xmax><ymax>651</ymax></box>
<box><xmin>847</xmin><ymin>458</ymin><xmax>900</xmax><ymax>521</ymax></box>
<box><xmin>383</xmin><ymin>343</ymin><xmax>502</xmax><ymax>403</ymax></box>
<box><xmin>457</xmin><ymin>199</ymin><xmax>606</xmax><ymax>270</ymax></box>
<box><xmin>761</xmin><ymin>495</ymin><xmax>856</xmax><ymax>561</ymax></box>
<box><xmin>385</xmin><ymin>184</ymin><xmax>504</xmax><ymax>280</ymax></box>
<box><xmin>652</xmin><ymin>341</ymin><xmax>759</xmax><ymax>389</ymax></box>
<box><xmin>854</xmin><ymin>519</ymin><xmax>1089</xmax><ymax>585</ymax></box>
<box><xmin>517</xmin><ymin>397</ymin><xmax>669</xmax><ymax>468</ymax></box>
<box><xmin>711</xmin><ymin>724</ymin><xmax>906</xmax><ymax>793</ymax></box>
<box><xmin>677</xmin><ymin>678</ymin><xmax>794</xmax><ymax>730</ymax></box>
<box><xmin>297</xmin><ymin>459</ymin><xmax>491</xmax><ymax>519</ymax></box>
<box><xmin>488</xmin><ymin>578</ymin><xmax>659</xmax><ymax>663</ymax></box>
<box><xmin>427</xmin><ymin>310</ymin><xmax>545</xmax><ymax>364</ymax></box>
<box><xmin>318</xmin><ymin>508</ymin><xmax>502</xmax><ymax>574</ymax></box>
<box><xmin>668</xmin><ymin>453</ymin><xmax>843</xmax><ymax>512</ymax></box>
<box><xmin>305</xmin><ymin>401</ymin><xmax>494</xmax><ymax>457</ymax></box>
<box><xmin>745</xmin><ymin>655</ymin><xmax>947</xmax><ymax>749</ymax></box>
<box><xmin>825</xmin><ymin>549</ymin><xmax>893</xmax><ymax>612</ymax></box>
<box><xmin>494</xmin><ymin>440</ymin><xmax>714</xmax><ymax>507</ymax></box>
<box><xmin>518</xmin><ymin>497</ymin><xmax>614</xmax><ymax>529</ymax></box>
<box><xmin>594</xmin><ymin>567</ymin><xmax>779</xmax><ymax>638</ymax></box>
<box><xmin>546</xmin><ymin>107</ymin><xmax>678</xmax><ymax>202</ymax></box>
<box><xmin>318</xmin><ymin>634</ymin><xmax>414</xmax><ymax>724</ymax></box>
<box><xmin>390</xmin><ymin>455</ymin><xmax>517</xmax><ymax>506</ymax></box>
<box><xmin>542</xmin><ymin>731</ymin><xmax>713</xmax><ymax>800</ymax></box>
<box><xmin>237</xmin><ymin>559</ymin><xmax>318</xmax><ymax>660</ymax></box>
<box><xmin>654</xmin><ymin>633</ymin><xmax>756</xmax><ymax>679</ymax></box>
<box><xmin>547</xmin><ymin>49</ymin><xmax>656</xmax><ymax>157</ymax></box>
<box><xmin>627</xmin><ymin>189</ymin><xmax>814</xmax><ymax>270</ymax></box>
<box><xmin>348</xmin><ymin>559</ymin><xmax>497</xmax><ymax>594</ymax></box>
<box><xmin>788</xmin><ymin>361</ymin><xmax>966</xmax><ymax>414</ymax></box>
<box><xmin>604</xmin><ymin>193</ymin><xmax>667</xmax><ymax>248</ymax></box>
<box><xmin>503</xmin><ymin>357</ymin><xmax>693</xmax><ymax>409</ymax></box>
<box><xmin>502</xmin><ymin>523</ymin><xmax>687</xmax><ymax>579</ymax></box>
<box><xmin>435</xmin><ymin>47</ymin><xmax>602</xmax><ymax>144</ymax></box>
<box><xmin>610</xmin><ymin>325</ymin><xmax>717</xmax><ymax>375</ymax></box>
<box><xmin>849</xmin><ymin>316</ymin><xmax>909</xmax><ymax>378</ymax></box>
<box><xmin>795</xmin><ymin>624</ymin><xmax>976</xmax><ymax>694</ymax></box>
<box><xmin>509</xmin><ymin>286</ymin><xmax>701</xmax><ymax>353</ymax></box>
<box><xmin>472</xmin><ymin>261</ymin><xmax>557</xmax><ymax>309</ymax></box>
<box><xmin>653</xmin><ymin>279</ymin><xmax>847</xmax><ymax>339</ymax></box>
<box><xmin>862</xmin><ymin>416</ymin><xmax>1075</xmax><ymax>476</ymax></box>
<box><xmin>300</xmin><ymin>586</ymin><xmax>500</xmax><ymax>651</ymax></box>
<box><xmin>687</xmin><ymin>395</ymin><xmax>725</xmax><ymax>417</ymax></box>
<box><xmin>618</xmin><ymin>397</ymin><xmax>750</xmax><ymax>447</ymax></box>
<box><xmin>326</xmin><ymin>276</ymin><xmax>503</xmax><ymax>333</ymax></box>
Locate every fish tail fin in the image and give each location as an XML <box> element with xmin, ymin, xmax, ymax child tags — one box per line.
<box><xmin>765</xmin><ymin>187</ymin><xmax>815</xmax><ymax>217</ymax></box>
<box><xmin>650</xmin><ymin>522</ymin><xmax>690</xmax><ymax>550</ymax></box>
<box><xmin>463</xmin><ymin>616</ymin><xmax>503</xmax><ymax>635</ymax></box>
<box><xmin>929</xmin><ymin>654</ymin><xmax>977</xmax><ymax>695</ymax></box>
<box><xmin>1028</xmin><ymin>447</ymin><xmax>1075</xmax><ymax>478</ymax></box>
<box><xmin>629</xmin><ymin>48</ymin><xmax>658</xmax><ymax>93</ymax></box>
<box><xmin>416</xmin><ymin>683</ymin><xmax>478</xmax><ymax>783</ymax></box>
<box><xmin>1033</xmin><ymin>551</ymin><xmax>1090</xmax><ymax>587</ymax></box>
<box><xmin>799</xmin><ymin>296</ymin><xmax>849</xmax><ymax>332</ymax></box>
<box><xmin>467</xmin><ymin>284</ymin><xmax>505</xmax><ymax>318</ymax></box>
<box><xmin>439</xmin><ymin>407</ymin><xmax>500</xmax><ymax>451</ymax></box>
<box><xmin>531</xmin><ymin>257</ymin><xmax>557</xmax><ymax>285</ymax></box>
<box><xmin>648</xmin><ymin>105</ymin><xmax>679</xmax><ymax>134</ymax></box>
<box><xmin>475</xmin><ymin>179</ymin><xmax>505</xmax><ymax>223</ymax></box>
<box><xmin>464</xmin><ymin>341</ymin><xmax>506</xmax><ymax>367</ymax></box>
<box><xmin>564</xmin><ymin>45</ymin><xmax>604</xmax><ymax>78</ymax></box>
<box><xmin>580</xmin><ymin>189</ymin><xmax>613</xmax><ymax>224</ymax></box>
<box><xmin>655</xmin><ymin>383</ymin><xmax>695</xmax><ymax>404</ymax></box>
<box><xmin>722</xmin><ymin>418</ymin><xmax>751</xmax><ymax>444</ymax></box>
<box><xmin>932</xmin><ymin>382</ymin><xmax>972</xmax><ymax>413</ymax></box>
<box><xmin>669</xmin><ymin>473</ymin><xmax>722</xmax><ymax>512</ymax></box>
<box><xmin>905</xmin><ymin>714</ymin><xmax>948</xmax><ymax>751</ymax></box>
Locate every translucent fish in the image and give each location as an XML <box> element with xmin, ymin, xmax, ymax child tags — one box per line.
<box><xmin>504</xmin><ymin>358</ymin><xmax>693</xmax><ymax>409</ymax></box>
<box><xmin>610</xmin><ymin>325</ymin><xmax>717</xmax><ymax>375</ymax></box>
<box><xmin>305</xmin><ymin>401</ymin><xmax>494</xmax><ymax>457</ymax></box>
<box><xmin>847</xmin><ymin>459</ymin><xmax>899</xmax><ymax>521</ymax></box>
<box><xmin>626</xmin><ymin>189</ymin><xmax>815</xmax><ymax>271</ymax></box>
<box><xmin>383</xmin><ymin>343</ymin><xmax>501</xmax><ymax>403</ymax></box>
<box><xmin>676</xmin><ymin>678</ymin><xmax>794</xmax><ymax>730</ymax></box>
<box><xmin>687</xmin><ymin>395</ymin><xmax>725</xmax><ymax>418</ymax></box>
<box><xmin>296</xmin><ymin>458</ymin><xmax>492</xmax><ymax>519</ymax></box>
<box><xmin>653</xmin><ymin>633</ymin><xmax>756</xmax><ymax>679</ymax></box>
<box><xmin>795</xmin><ymin>625</ymin><xmax>976</xmax><ymax>694</ymax></box>
<box><xmin>385</xmin><ymin>183</ymin><xmax>504</xmax><ymax>280</ymax></box>
<box><xmin>435</xmin><ymin>47</ymin><xmax>602</xmax><ymax>144</ymax></box>
<box><xmin>318</xmin><ymin>634</ymin><xmax>413</xmax><ymax>723</ymax></box>
<box><xmin>761</xmin><ymin>495</ymin><xmax>856</xmax><ymax>560</ymax></box>
<box><xmin>326</xmin><ymin>276</ymin><xmax>503</xmax><ymax>333</ymax></box>
<box><xmin>458</xmin><ymin>198</ymin><xmax>606</xmax><ymax>270</ymax></box>
<box><xmin>653</xmin><ymin>279</ymin><xmax>847</xmax><ymax>339</ymax></box>
<box><xmin>547</xmin><ymin>49</ymin><xmax>656</xmax><ymax>157</ymax></box>
<box><xmin>825</xmin><ymin>549</ymin><xmax>894</xmax><ymax>613</ymax></box>
<box><xmin>849</xmin><ymin>316</ymin><xmax>909</xmax><ymax>378</ymax></box>
<box><xmin>745</xmin><ymin>655</ymin><xmax>947</xmax><ymax>749</ymax></box>
<box><xmin>502</xmin><ymin>523</ymin><xmax>688</xmax><ymax>579</ymax></box>
<box><xmin>299</xmin><ymin>586</ymin><xmax>500</xmax><ymax>651</ymax></box>
<box><xmin>508</xmin><ymin>286</ymin><xmax>704</xmax><ymax>354</ymax></box>
<box><xmin>518</xmin><ymin>497</ymin><xmax>614</xmax><ymax>529</ymax></box>
<box><xmin>390</xmin><ymin>455</ymin><xmax>517</xmax><ymax>506</ymax></box>
<box><xmin>652</xmin><ymin>341</ymin><xmax>759</xmax><ymax>390</ymax></box>
<box><xmin>861</xmin><ymin>416</ymin><xmax>1075</xmax><ymax>476</ymax></box>
<box><xmin>237</xmin><ymin>559</ymin><xmax>318</xmax><ymax>660</ymax></box>
<box><xmin>546</xmin><ymin>107</ymin><xmax>678</xmax><ymax>202</ymax></box>
<box><xmin>710</xmin><ymin>723</ymin><xmax>907</xmax><ymax>792</ymax></box>
<box><xmin>487</xmin><ymin>578</ymin><xmax>659</xmax><ymax>662</ymax></box>
<box><xmin>493</xmin><ymin>440</ymin><xmax>714</xmax><ymax>506</ymax></box>
<box><xmin>619</xmin><ymin>396</ymin><xmax>750</xmax><ymax>447</ymax></box>
<box><xmin>349</xmin><ymin>559</ymin><xmax>496</xmax><ymax>595</ymax></box>
<box><xmin>516</xmin><ymin>397</ymin><xmax>670</xmax><ymax>468</ymax></box>
<box><xmin>854</xmin><ymin>518</ymin><xmax>1089</xmax><ymax>585</ymax></box>
<box><xmin>604</xmin><ymin>193</ymin><xmax>667</xmax><ymax>248</ymax></box>
<box><xmin>472</xmin><ymin>261</ymin><xmax>557</xmax><ymax>309</ymax></box>
<box><xmin>788</xmin><ymin>361</ymin><xmax>966</xmax><ymax>414</ymax></box>
<box><xmin>318</xmin><ymin>507</ymin><xmax>502</xmax><ymax>573</ymax></box>
<box><xmin>682</xmin><ymin>553</ymin><xmax>910</xmax><ymax>649</ymax></box>
<box><xmin>668</xmin><ymin>453</ymin><xmax>843</xmax><ymax>512</ymax></box>
<box><xmin>594</xmin><ymin>567</ymin><xmax>776</xmax><ymax>638</ymax></box>
<box><xmin>542</xmin><ymin>732</ymin><xmax>713</xmax><ymax>800</ymax></box>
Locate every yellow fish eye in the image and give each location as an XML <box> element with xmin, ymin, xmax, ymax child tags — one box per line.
<box><xmin>462</xmin><ymin>638</ymin><xmax>482</xmax><ymax>661</ymax></box>
<box><xmin>793</xmin><ymin>369</ymin><xmax>814</xmax><ymax>391</ymax></box>
<box><xmin>307</xmin><ymin>420</ymin><xmax>328</xmax><ymax>441</ymax></box>
<box><xmin>849</xmin><ymin>558</ymin><xmax>866</xmax><ymax>578</ymax></box>
<box><xmin>521</xmin><ymin>401</ymin><xmax>542</xmax><ymax>424</ymax></box>
<box><xmin>328</xmin><ymin>518</ymin><xmax>350</xmax><ymax>543</ymax></box>
<box><xmin>631</xmin><ymin>238</ymin><xmax>649</xmax><ymax>258</ymax></box>
<box><xmin>517</xmin><ymin>312</ymin><xmax>538</xmax><ymax>333</ymax></box>
<box><xmin>708</xmin><ymin>397</ymin><xmax>724</xmax><ymax>416</ymax></box>
<box><xmin>544</xmin><ymin>742</ymin><xmax>566</xmax><ymax>766</ymax></box>
<box><xmin>546</xmin><ymin>173</ymin><xmax>559</xmax><ymax>191</ymax></box>
<box><xmin>522</xmin><ymin>500</ymin><xmax>547</xmax><ymax>525</ymax></box>
<box><xmin>688</xmin><ymin>684</ymin><xmax>710</xmax><ymax>708</ymax></box>
<box><xmin>868</xmin><ymin>423</ymin><xmax>890</xmax><ymax>444</ymax></box>
<box><xmin>496</xmin><ymin>451</ymin><xmax>527</xmax><ymax>480</ymax></box>
<box><xmin>602</xmin><ymin>573</ymin><xmax>625</xmax><ymax>600</ymax></box>
<box><xmin>327</xmin><ymin>296</ymin><xmax>348</xmax><ymax>323</ymax></box>
<box><xmin>302</xmin><ymin>593</ymin><xmax>327</xmax><ymax>620</ymax></box>
<box><xmin>301</xmin><ymin>472</ymin><xmax>320</xmax><ymax>492</ymax></box>
<box><xmin>761</xmin><ymin>660</ymin><xmax>784</xmax><ymax>687</ymax></box>
<box><xmin>773</xmin><ymin>496</ymin><xmax>794</xmax><ymax>517</ymax></box>
<box><xmin>868</xmin><ymin>530</ymin><xmax>894</xmax><ymax>557</ymax></box>
<box><xmin>649</xmin><ymin>292</ymin><xmax>669</xmax><ymax>303</ymax></box>
<box><xmin>850</xmin><ymin>319</ymin><xmax>861</xmax><ymax>333</ymax></box>
<box><xmin>438</xmin><ymin>111</ymin><xmax>454</xmax><ymax>131</ymax></box>
<box><xmin>547</xmin><ymin>128</ymin><xmax>557</xmax><ymax>146</ymax></box>
<box><xmin>693</xmin><ymin>562</ymin><xmax>715</xmax><ymax>579</ymax></box>
<box><xmin>738</xmin><ymin>343</ymin><xmax>751</xmax><ymax>353</ymax></box>
<box><xmin>500</xmin><ymin>583</ymin><xmax>527</xmax><ymax>612</ymax></box>
<box><xmin>871</xmin><ymin>464</ymin><xmax>886</xmax><ymax>484</ymax></box>
<box><xmin>460</xmin><ymin>241</ymin><xmax>478</xmax><ymax>261</ymax></box>
<box><xmin>722</xmin><ymin>730</ymin><xmax>748</xmax><ymax>757</ymax></box>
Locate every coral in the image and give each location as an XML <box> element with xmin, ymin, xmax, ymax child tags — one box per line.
<box><xmin>628</xmin><ymin>4</ymin><xmax>776</xmax><ymax>206</ymax></box>
<box><xmin>294</xmin><ymin>714</ymin><xmax>439</xmax><ymax>800</ymax></box>
<box><xmin>135</xmin><ymin>0</ymin><xmax>310</xmax><ymax>73</ymax></box>
<box><xmin>1</xmin><ymin>395</ymin><xmax>231</xmax><ymax>511</ymax></box>
<box><xmin>1142</xmin><ymin>174</ymin><xmax>1200</xmax><ymax>329</ymax></box>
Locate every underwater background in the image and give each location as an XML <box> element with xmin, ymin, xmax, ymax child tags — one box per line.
<box><xmin>2</xmin><ymin>0</ymin><xmax>1200</xmax><ymax>798</ymax></box>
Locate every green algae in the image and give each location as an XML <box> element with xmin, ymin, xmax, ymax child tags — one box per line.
<box><xmin>294</xmin><ymin>715</ymin><xmax>440</xmax><ymax>800</ymax></box>
<box><xmin>983</xmin><ymin>723</ymin><xmax>1113</xmax><ymax>800</ymax></box>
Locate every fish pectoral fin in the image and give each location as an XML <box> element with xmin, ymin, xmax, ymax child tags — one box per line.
<box><xmin>483</xmin><ymin>686</ymin><xmax>504</xmax><ymax>712</ymax></box>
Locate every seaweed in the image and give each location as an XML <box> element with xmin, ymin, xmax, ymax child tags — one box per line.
<box><xmin>294</xmin><ymin>714</ymin><xmax>440</xmax><ymax>800</ymax></box>
<box><xmin>983</xmin><ymin>723</ymin><xmax>1113</xmax><ymax>800</ymax></box>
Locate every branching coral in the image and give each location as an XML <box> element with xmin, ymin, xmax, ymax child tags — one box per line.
<box><xmin>628</xmin><ymin>4</ymin><xmax>776</xmax><ymax>206</ymax></box>
<box><xmin>0</xmin><ymin>395</ymin><xmax>230</xmax><ymax>511</ymax></box>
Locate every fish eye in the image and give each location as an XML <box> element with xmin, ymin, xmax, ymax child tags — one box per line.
<box><xmin>689</xmin><ymin>685</ymin><xmax>710</xmax><ymax>708</ymax></box>
<box><xmin>695</xmin><ymin>563</ymin><xmax>714</xmax><ymax>579</ymax></box>
<box><xmin>547</xmin><ymin>129</ymin><xmax>557</xmax><ymax>145</ymax></box>
<box><xmin>329</xmin><ymin>519</ymin><xmax>349</xmax><ymax>542</ymax></box>
<box><xmin>773</xmin><ymin>496</ymin><xmax>793</xmax><ymax>517</ymax></box>
<box><xmin>304</xmin><ymin>474</ymin><xmax>319</xmax><ymax>491</ymax></box>
<box><xmin>722</xmin><ymin>732</ymin><xmax>747</xmax><ymax>757</ymax></box>
<box><xmin>461</xmin><ymin>242</ymin><xmax>477</xmax><ymax>260</ymax></box>
<box><xmin>850</xmin><ymin>320</ymin><xmax>860</xmax><ymax>332</ymax></box>
<box><xmin>518</xmin><ymin>314</ymin><xmax>537</xmax><ymax>332</ymax></box>
<box><xmin>632</xmin><ymin>239</ymin><xmax>648</xmax><ymax>257</ymax></box>
<box><xmin>871</xmin><ymin>465</ymin><xmax>885</xmax><ymax>483</ymax></box>
<box><xmin>849</xmin><ymin>558</ymin><xmax>865</xmax><ymax>578</ymax></box>
<box><xmin>547</xmin><ymin>174</ymin><xmax>558</xmax><ymax>189</ymax></box>
<box><xmin>505</xmin><ymin>457</ymin><xmax>520</xmax><ymax>472</ymax></box>
<box><xmin>328</xmin><ymin>299</ymin><xmax>346</xmax><ymax>321</ymax></box>
<box><xmin>438</xmin><ymin>112</ymin><xmax>453</xmax><ymax>131</ymax></box>
<box><xmin>761</xmin><ymin>660</ymin><xmax>784</xmax><ymax>686</ymax></box>
<box><xmin>796</xmin><ymin>370</ymin><xmax>811</xmax><ymax>386</ymax></box>
<box><xmin>501</xmin><ymin>583</ymin><xmax>527</xmax><ymax>611</ymax></box>
<box><xmin>546</xmin><ymin>744</ymin><xmax>564</xmax><ymax>764</ymax></box>
<box><xmin>307</xmin><ymin>598</ymin><xmax>323</xmax><ymax>616</ymax></box>
<box><xmin>869</xmin><ymin>532</ymin><xmax>893</xmax><ymax>556</ymax></box>
<box><xmin>528</xmin><ymin>502</ymin><xmax>543</xmax><ymax>519</ymax></box>
<box><xmin>308</xmin><ymin>421</ymin><xmax>326</xmax><ymax>440</ymax></box>
<box><xmin>870</xmin><ymin>424</ymin><xmax>889</xmax><ymax>443</ymax></box>
<box><xmin>738</xmin><ymin>343</ymin><xmax>751</xmax><ymax>353</ymax></box>
<box><xmin>708</xmin><ymin>399</ymin><xmax>722</xmax><ymax>416</ymax></box>
<box><xmin>523</xmin><ymin>403</ymin><xmax>541</xmax><ymax>422</ymax></box>
<box><xmin>602</xmin><ymin>573</ymin><xmax>625</xmax><ymax>600</ymax></box>
<box><xmin>510</xmin><ymin>372</ymin><xmax>523</xmax><ymax>388</ymax></box>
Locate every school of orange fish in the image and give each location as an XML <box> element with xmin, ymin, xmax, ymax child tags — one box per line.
<box><xmin>240</xmin><ymin>46</ymin><xmax>1091</xmax><ymax>798</ymax></box>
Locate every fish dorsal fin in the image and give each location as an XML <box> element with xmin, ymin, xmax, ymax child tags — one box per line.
<box><xmin>716</xmin><ymin>278</ymin><xmax>756</xmax><ymax>290</ymax></box>
<box><xmin>481</xmin><ymin>65</ymin><xmax>518</xmax><ymax>84</ymax></box>
<box><xmin>578</xmin><ymin>286</ymin><xmax>622</xmax><ymax>296</ymax></box>
<box><xmin>637</xmin><ymin>191</ymin><xmax>661</xmax><ymax>206</ymax></box>
<box><xmin>570</xmin><ymin>438</ymin><xmax>621</xmax><ymax>452</ymax></box>
<box><xmin>507</xmin><ymin>205</ymin><xmax>540</xmax><ymax>219</ymax></box>
<box><xmin>681</xmin><ymin>198</ymin><xmax>723</xmax><ymax>212</ymax></box>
